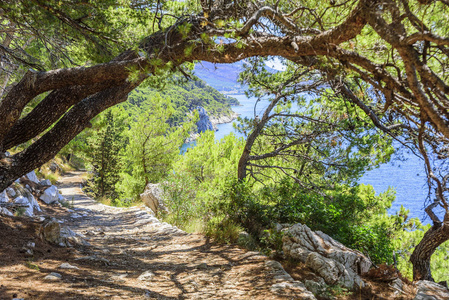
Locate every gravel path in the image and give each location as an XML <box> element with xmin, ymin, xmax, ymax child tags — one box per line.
<box><xmin>51</xmin><ymin>171</ymin><xmax>316</xmax><ymax>299</ymax></box>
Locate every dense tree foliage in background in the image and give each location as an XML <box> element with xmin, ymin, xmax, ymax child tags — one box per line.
<box><xmin>127</xmin><ymin>78</ymin><xmax>238</xmax><ymax>126</ymax></box>
<box><xmin>85</xmin><ymin>110</ymin><xmax>123</xmax><ymax>199</ymax></box>
<box><xmin>3</xmin><ymin>0</ymin><xmax>449</xmax><ymax>281</ymax></box>
<box><xmin>117</xmin><ymin>94</ymin><xmax>194</xmax><ymax>200</ymax></box>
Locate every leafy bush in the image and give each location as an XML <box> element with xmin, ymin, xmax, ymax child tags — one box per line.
<box><xmin>204</xmin><ymin>216</ymin><xmax>243</xmax><ymax>244</ymax></box>
<box><xmin>160</xmin><ymin>172</ymin><xmax>199</xmax><ymax>228</ymax></box>
<box><xmin>219</xmin><ymin>178</ymin><xmax>397</xmax><ymax>264</ymax></box>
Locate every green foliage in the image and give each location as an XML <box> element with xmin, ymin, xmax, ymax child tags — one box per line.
<box><xmin>237</xmin><ymin>59</ymin><xmax>394</xmax><ymax>189</ymax></box>
<box><xmin>14</xmin><ymin>207</ymin><xmax>26</xmax><ymax>217</ymax></box>
<box><xmin>390</xmin><ymin>207</ymin><xmax>449</xmax><ymax>282</ymax></box>
<box><xmin>204</xmin><ymin>217</ymin><xmax>243</xmax><ymax>244</ymax></box>
<box><xmin>117</xmin><ymin>94</ymin><xmax>193</xmax><ymax>200</ymax></box>
<box><xmin>172</xmin><ymin>131</ymin><xmax>244</xmax><ymax>203</ymax></box>
<box><xmin>127</xmin><ymin>78</ymin><xmax>239</xmax><ymax>126</ymax></box>
<box><xmin>158</xmin><ymin>131</ymin><xmax>244</xmax><ymax>236</ymax></box>
<box><xmin>85</xmin><ymin>109</ymin><xmax>124</xmax><ymax>199</ymax></box>
<box><xmin>25</xmin><ymin>261</ymin><xmax>39</xmax><ymax>271</ymax></box>
<box><xmin>160</xmin><ymin>173</ymin><xmax>198</xmax><ymax>227</ymax></box>
<box><xmin>220</xmin><ymin>178</ymin><xmax>396</xmax><ymax>264</ymax></box>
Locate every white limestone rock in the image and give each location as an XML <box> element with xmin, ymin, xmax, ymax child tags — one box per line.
<box><xmin>283</xmin><ymin>223</ymin><xmax>371</xmax><ymax>290</ymax></box>
<box><xmin>414</xmin><ymin>280</ymin><xmax>449</xmax><ymax>300</ymax></box>
<box><xmin>26</xmin><ymin>193</ymin><xmax>41</xmax><ymax>212</ymax></box>
<box><xmin>140</xmin><ymin>183</ymin><xmax>167</xmax><ymax>214</ymax></box>
<box><xmin>44</xmin><ymin>272</ymin><xmax>62</xmax><ymax>281</ymax></box>
<box><xmin>25</xmin><ymin>171</ymin><xmax>40</xmax><ymax>184</ymax></box>
<box><xmin>39</xmin><ymin>185</ymin><xmax>59</xmax><ymax>204</ymax></box>
<box><xmin>0</xmin><ymin>190</ymin><xmax>9</xmax><ymax>203</ymax></box>
<box><xmin>0</xmin><ymin>207</ymin><xmax>13</xmax><ymax>216</ymax></box>
<box><xmin>58</xmin><ymin>193</ymin><xmax>65</xmax><ymax>202</ymax></box>
<box><xmin>305</xmin><ymin>252</ymin><xmax>364</xmax><ymax>289</ymax></box>
<box><xmin>138</xmin><ymin>271</ymin><xmax>155</xmax><ymax>281</ymax></box>
<box><xmin>58</xmin><ymin>263</ymin><xmax>79</xmax><ymax>269</ymax></box>
<box><xmin>13</xmin><ymin>196</ymin><xmax>34</xmax><ymax>217</ymax></box>
<box><xmin>6</xmin><ymin>187</ymin><xmax>16</xmax><ymax>198</ymax></box>
<box><xmin>304</xmin><ymin>279</ymin><xmax>328</xmax><ymax>299</ymax></box>
<box><xmin>60</xmin><ymin>226</ymin><xmax>89</xmax><ymax>246</ymax></box>
<box><xmin>40</xmin><ymin>179</ymin><xmax>52</xmax><ymax>186</ymax></box>
<box><xmin>265</xmin><ymin>260</ymin><xmax>317</xmax><ymax>299</ymax></box>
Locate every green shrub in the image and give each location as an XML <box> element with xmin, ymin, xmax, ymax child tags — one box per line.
<box><xmin>160</xmin><ymin>172</ymin><xmax>199</xmax><ymax>228</ymax></box>
<box><xmin>217</xmin><ymin>178</ymin><xmax>396</xmax><ymax>264</ymax></box>
<box><xmin>204</xmin><ymin>216</ymin><xmax>243</xmax><ymax>244</ymax></box>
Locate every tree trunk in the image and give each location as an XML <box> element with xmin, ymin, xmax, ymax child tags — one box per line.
<box><xmin>410</xmin><ymin>216</ymin><xmax>449</xmax><ymax>281</ymax></box>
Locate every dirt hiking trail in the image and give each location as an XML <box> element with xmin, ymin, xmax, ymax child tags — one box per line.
<box><xmin>0</xmin><ymin>171</ymin><xmax>315</xmax><ymax>299</ymax></box>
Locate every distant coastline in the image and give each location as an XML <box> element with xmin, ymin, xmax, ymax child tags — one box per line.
<box><xmin>210</xmin><ymin>111</ymin><xmax>239</xmax><ymax>130</ymax></box>
<box><xmin>185</xmin><ymin>109</ymin><xmax>239</xmax><ymax>143</ymax></box>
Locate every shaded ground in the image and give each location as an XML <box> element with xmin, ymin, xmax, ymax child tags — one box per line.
<box><xmin>0</xmin><ymin>172</ymin><xmax>314</xmax><ymax>299</ymax></box>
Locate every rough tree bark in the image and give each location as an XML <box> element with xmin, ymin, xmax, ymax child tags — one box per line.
<box><xmin>410</xmin><ymin>203</ymin><xmax>449</xmax><ymax>281</ymax></box>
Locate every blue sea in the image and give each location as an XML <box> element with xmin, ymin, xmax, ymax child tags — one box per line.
<box><xmin>212</xmin><ymin>94</ymin><xmax>436</xmax><ymax>224</ymax></box>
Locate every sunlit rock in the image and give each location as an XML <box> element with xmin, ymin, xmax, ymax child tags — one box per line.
<box><xmin>39</xmin><ymin>185</ymin><xmax>59</xmax><ymax>204</ymax></box>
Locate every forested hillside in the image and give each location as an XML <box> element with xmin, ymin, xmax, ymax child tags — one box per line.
<box><xmin>128</xmin><ymin>77</ymin><xmax>239</xmax><ymax>125</ymax></box>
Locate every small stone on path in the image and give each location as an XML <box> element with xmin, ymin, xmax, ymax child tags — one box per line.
<box><xmin>59</xmin><ymin>263</ymin><xmax>79</xmax><ymax>269</ymax></box>
<box><xmin>44</xmin><ymin>272</ymin><xmax>62</xmax><ymax>281</ymax></box>
<box><xmin>138</xmin><ymin>271</ymin><xmax>155</xmax><ymax>281</ymax></box>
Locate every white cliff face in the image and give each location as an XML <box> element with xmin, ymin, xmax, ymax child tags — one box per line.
<box><xmin>186</xmin><ymin>108</ymin><xmax>238</xmax><ymax>143</ymax></box>
<box><xmin>209</xmin><ymin>111</ymin><xmax>239</xmax><ymax>129</ymax></box>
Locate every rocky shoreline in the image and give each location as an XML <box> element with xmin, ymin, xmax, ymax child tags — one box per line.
<box><xmin>210</xmin><ymin>111</ymin><xmax>239</xmax><ymax>130</ymax></box>
<box><xmin>185</xmin><ymin>108</ymin><xmax>239</xmax><ymax>143</ymax></box>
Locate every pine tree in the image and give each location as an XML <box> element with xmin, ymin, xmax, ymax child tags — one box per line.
<box><xmin>87</xmin><ymin>109</ymin><xmax>123</xmax><ymax>199</ymax></box>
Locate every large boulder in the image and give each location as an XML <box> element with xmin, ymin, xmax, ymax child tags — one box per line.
<box><xmin>140</xmin><ymin>183</ymin><xmax>166</xmax><ymax>214</ymax></box>
<box><xmin>39</xmin><ymin>185</ymin><xmax>59</xmax><ymax>204</ymax></box>
<box><xmin>283</xmin><ymin>223</ymin><xmax>371</xmax><ymax>289</ymax></box>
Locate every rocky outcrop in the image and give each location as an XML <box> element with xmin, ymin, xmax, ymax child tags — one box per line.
<box><xmin>196</xmin><ymin>106</ymin><xmax>214</xmax><ymax>133</ymax></box>
<box><xmin>186</xmin><ymin>107</ymin><xmax>238</xmax><ymax>143</ymax></box>
<box><xmin>282</xmin><ymin>223</ymin><xmax>371</xmax><ymax>290</ymax></box>
<box><xmin>414</xmin><ymin>280</ymin><xmax>449</xmax><ymax>300</ymax></box>
<box><xmin>140</xmin><ymin>183</ymin><xmax>167</xmax><ymax>215</ymax></box>
<box><xmin>210</xmin><ymin>111</ymin><xmax>238</xmax><ymax>129</ymax></box>
<box><xmin>265</xmin><ymin>260</ymin><xmax>317</xmax><ymax>299</ymax></box>
<box><xmin>0</xmin><ymin>170</ymin><xmax>66</xmax><ymax>217</ymax></box>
